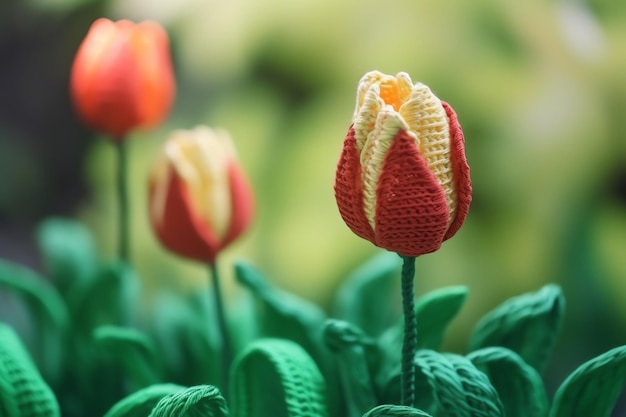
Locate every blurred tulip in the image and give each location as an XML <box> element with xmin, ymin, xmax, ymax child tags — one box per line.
<box><xmin>70</xmin><ymin>18</ymin><xmax>175</xmax><ymax>139</ymax></box>
<box><xmin>334</xmin><ymin>71</ymin><xmax>471</xmax><ymax>257</ymax></box>
<box><xmin>149</xmin><ymin>126</ymin><xmax>254</xmax><ymax>264</ymax></box>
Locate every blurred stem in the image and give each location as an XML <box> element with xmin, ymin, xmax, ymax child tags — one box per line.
<box><xmin>400</xmin><ymin>255</ymin><xmax>416</xmax><ymax>407</ymax></box>
<box><xmin>209</xmin><ymin>262</ymin><xmax>232</xmax><ymax>399</ymax></box>
<box><xmin>115</xmin><ymin>139</ymin><xmax>130</xmax><ymax>264</ymax></box>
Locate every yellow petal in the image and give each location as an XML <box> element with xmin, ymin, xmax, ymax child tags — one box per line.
<box><xmin>166</xmin><ymin>126</ymin><xmax>234</xmax><ymax>240</ymax></box>
<box><xmin>400</xmin><ymin>84</ymin><xmax>456</xmax><ymax>225</ymax></box>
<box><xmin>353</xmin><ymin>83</ymin><xmax>385</xmax><ymax>152</ymax></box>
<box><xmin>360</xmin><ymin>109</ymin><xmax>408</xmax><ymax>231</ymax></box>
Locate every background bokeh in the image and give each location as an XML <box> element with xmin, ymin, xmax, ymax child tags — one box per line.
<box><xmin>1</xmin><ymin>0</ymin><xmax>626</xmax><ymax>398</ymax></box>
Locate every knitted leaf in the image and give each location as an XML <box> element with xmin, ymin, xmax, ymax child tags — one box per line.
<box><xmin>230</xmin><ymin>338</ymin><xmax>328</xmax><ymax>417</ymax></box>
<box><xmin>68</xmin><ymin>261</ymin><xmax>139</xmax><ymax>334</ymax></box>
<box><xmin>103</xmin><ymin>384</ymin><xmax>185</xmax><ymax>417</ymax></box>
<box><xmin>468</xmin><ymin>347</ymin><xmax>548</xmax><ymax>417</ymax></box>
<box><xmin>549</xmin><ymin>345</ymin><xmax>626</xmax><ymax>417</ymax></box>
<box><xmin>149</xmin><ymin>293</ymin><xmax>220</xmax><ymax>387</ymax></box>
<box><xmin>468</xmin><ymin>284</ymin><xmax>564</xmax><ymax>372</ymax></box>
<box><xmin>94</xmin><ymin>325</ymin><xmax>161</xmax><ymax>389</ymax></box>
<box><xmin>380</xmin><ymin>350</ymin><xmax>504</xmax><ymax>416</ymax></box>
<box><xmin>36</xmin><ymin>217</ymin><xmax>97</xmax><ymax>297</ymax></box>
<box><xmin>148</xmin><ymin>385</ymin><xmax>228</xmax><ymax>417</ymax></box>
<box><xmin>0</xmin><ymin>259</ymin><xmax>68</xmax><ymax>382</ymax></box>
<box><xmin>378</xmin><ymin>286</ymin><xmax>468</xmax><ymax>376</ymax></box>
<box><xmin>234</xmin><ymin>261</ymin><xmax>327</xmax><ymax>365</ymax></box>
<box><xmin>323</xmin><ymin>319</ymin><xmax>378</xmax><ymax>417</ymax></box>
<box><xmin>334</xmin><ymin>252</ymin><xmax>401</xmax><ymax>337</ymax></box>
<box><xmin>363</xmin><ymin>405</ymin><xmax>433</xmax><ymax>417</ymax></box>
<box><xmin>414</xmin><ymin>286</ymin><xmax>468</xmax><ymax>350</ymax></box>
<box><xmin>0</xmin><ymin>323</ymin><xmax>60</xmax><ymax>417</ymax></box>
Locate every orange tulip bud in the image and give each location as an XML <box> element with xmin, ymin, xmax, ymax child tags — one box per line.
<box><xmin>334</xmin><ymin>71</ymin><xmax>471</xmax><ymax>257</ymax></box>
<box><xmin>70</xmin><ymin>18</ymin><xmax>175</xmax><ymax>139</ymax></box>
<box><xmin>149</xmin><ymin>126</ymin><xmax>254</xmax><ymax>264</ymax></box>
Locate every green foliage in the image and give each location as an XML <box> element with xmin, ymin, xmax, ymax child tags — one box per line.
<box><xmin>378</xmin><ymin>285</ymin><xmax>469</xmax><ymax>375</ymax></box>
<box><xmin>468</xmin><ymin>284</ymin><xmax>565</xmax><ymax>373</ymax></box>
<box><xmin>3</xmin><ymin>227</ymin><xmax>626</xmax><ymax>417</ymax></box>
<box><xmin>550</xmin><ymin>345</ymin><xmax>626</xmax><ymax>417</ymax></box>
<box><xmin>0</xmin><ymin>259</ymin><xmax>68</xmax><ymax>382</ymax></box>
<box><xmin>36</xmin><ymin>218</ymin><xmax>97</xmax><ymax>298</ymax></box>
<box><xmin>103</xmin><ymin>384</ymin><xmax>185</xmax><ymax>417</ymax></box>
<box><xmin>334</xmin><ymin>252</ymin><xmax>402</xmax><ymax>337</ymax></box>
<box><xmin>93</xmin><ymin>325</ymin><xmax>162</xmax><ymax>389</ymax></box>
<box><xmin>323</xmin><ymin>319</ymin><xmax>378</xmax><ymax>417</ymax></box>
<box><xmin>230</xmin><ymin>338</ymin><xmax>328</xmax><ymax>417</ymax></box>
<box><xmin>148</xmin><ymin>385</ymin><xmax>228</xmax><ymax>417</ymax></box>
<box><xmin>379</xmin><ymin>351</ymin><xmax>504</xmax><ymax>416</ymax></box>
<box><xmin>468</xmin><ymin>347</ymin><xmax>548</xmax><ymax>417</ymax></box>
<box><xmin>234</xmin><ymin>260</ymin><xmax>331</xmax><ymax>376</ymax></box>
<box><xmin>363</xmin><ymin>405</ymin><xmax>433</xmax><ymax>416</ymax></box>
<box><xmin>0</xmin><ymin>323</ymin><xmax>60</xmax><ymax>417</ymax></box>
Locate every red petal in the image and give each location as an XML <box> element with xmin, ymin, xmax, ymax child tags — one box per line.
<box><xmin>374</xmin><ymin>130</ymin><xmax>449</xmax><ymax>256</ymax></box>
<box><xmin>149</xmin><ymin>168</ymin><xmax>220</xmax><ymax>263</ymax></box>
<box><xmin>334</xmin><ymin>125</ymin><xmax>375</xmax><ymax>243</ymax></box>
<box><xmin>220</xmin><ymin>162</ymin><xmax>255</xmax><ymax>249</ymax></box>
<box><xmin>441</xmin><ymin>101</ymin><xmax>472</xmax><ymax>241</ymax></box>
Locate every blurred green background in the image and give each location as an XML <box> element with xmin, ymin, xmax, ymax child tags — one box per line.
<box><xmin>1</xmin><ymin>0</ymin><xmax>626</xmax><ymax>397</ymax></box>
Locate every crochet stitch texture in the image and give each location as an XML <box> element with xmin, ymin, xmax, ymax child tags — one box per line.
<box><xmin>334</xmin><ymin>71</ymin><xmax>471</xmax><ymax>256</ymax></box>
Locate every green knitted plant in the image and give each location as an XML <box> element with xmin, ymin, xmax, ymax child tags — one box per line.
<box><xmin>3</xmin><ymin>219</ymin><xmax>626</xmax><ymax>417</ymax></box>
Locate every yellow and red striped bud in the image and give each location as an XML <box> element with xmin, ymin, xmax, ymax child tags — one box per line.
<box><xmin>148</xmin><ymin>126</ymin><xmax>254</xmax><ymax>264</ymax></box>
<box><xmin>70</xmin><ymin>18</ymin><xmax>175</xmax><ymax>139</ymax></box>
<box><xmin>334</xmin><ymin>71</ymin><xmax>471</xmax><ymax>257</ymax></box>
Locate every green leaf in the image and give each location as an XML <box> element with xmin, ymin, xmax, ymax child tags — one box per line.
<box><xmin>414</xmin><ymin>286</ymin><xmax>468</xmax><ymax>350</ymax></box>
<box><xmin>363</xmin><ymin>405</ymin><xmax>433</xmax><ymax>417</ymax></box>
<box><xmin>235</xmin><ymin>261</ymin><xmax>342</xmax><ymax>414</ymax></box>
<box><xmin>93</xmin><ymin>325</ymin><xmax>162</xmax><ymax>389</ymax></box>
<box><xmin>0</xmin><ymin>323</ymin><xmax>60</xmax><ymax>417</ymax></box>
<box><xmin>234</xmin><ymin>260</ymin><xmax>327</xmax><ymax>364</ymax></box>
<box><xmin>323</xmin><ymin>319</ymin><xmax>378</xmax><ymax>417</ymax></box>
<box><xmin>0</xmin><ymin>258</ymin><xmax>68</xmax><ymax>381</ymax></box>
<box><xmin>468</xmin><ymin>284</ymin><xmax>564</xmax><ymax>372</ymax></box>
<box><xmin>148</xmin><ymin>293</ymin><xmax>220</xmax><ymax>387</ymax></box>
<box><xmin>549</xmin><ymin>345</ymin><xmax>626</xmax><ymax>417</ymax></box>
<box><xmin>103</xmin><ymin>384</ymin><xmax>185</xmax><ymax>417</ymax></box>
<box><xmin>68</xmin><ymin>261</ymin><xmax>139</xmax><ymax>334</ymax></box>
<box><xmin>148</xmin><ymin>385</ymin><xmax>228</xmax><ymax>417</ymax></box>
<box><xmin>468</xmin><ymin>347</ymin><xmax>548</xmax><ymax>417</ymax></box>
<box><xmin>231</xmin><ymin>338</ymin><xmax>328</xmax><ymax>417</ymax></box>
<box><xmin>377</xmin><ymin>286</ymin><xmax>468</xmax><ymax>377</ymax></box>
<box><xmin>380</xmin><ymin>350</ymin><xmax>504</xmax><ymax>417</ymax></box>
<box><xmin>36</xmin><ymin>217</ymin><xmax>97</xmax><ymax>297</ymax></box>
<box><xmin>334</xmin><ymin>252</ymin><xmax>401</xmax><ymax>337</ymax></box>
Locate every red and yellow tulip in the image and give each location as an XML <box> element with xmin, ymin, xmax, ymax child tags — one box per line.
<box><xmin>149</xmin><ymin>126</ymin><xmax>254</xmax><ymax>264</ymax></box>
<box><xmin>334</xmin><ymin>71</ymin><xmax>471</xmax><ymax>256</ymax></box>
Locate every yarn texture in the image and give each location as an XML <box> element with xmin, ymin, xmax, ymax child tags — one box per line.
<box><xmin>334</xmin><ymin>71</ymin><xmax>471</xmax><ymax>257</ymax></box>
<box><xmin>0</xmin><ymin>324</ymin><xmax>60</xmax><ymax>417</ymax></box>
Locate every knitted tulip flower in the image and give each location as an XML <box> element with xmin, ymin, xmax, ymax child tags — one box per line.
<box><xmin>70</xmin><ymin>18</ymin><xmax>175</xmax><ymax>139</ymax></box>
<box><xmin>334</xmin><ymin>71</ymin><xmax>471</xmax><ymax>407</ymax></box>
<box><xmin>149</xmin><ymin>126</ymin><xmax>254</xmax><ymax>390</ymax></box>
<box><xmin>149</xmin><ymin>126</ymin><xmax>254</xmax><ymax>264</ymax></box>
<box><xmin>70</xmin><ymin>18</ymin><xmax>176</xmax><ymax>263</ymax></box>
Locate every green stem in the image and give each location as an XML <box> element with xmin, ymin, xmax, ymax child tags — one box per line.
<box><xmin>209</xmin><ymin>262</ymin><xmax>232</xmax><ymax>399</ymax></box>
<box><xmin>115</xmin><ymin>139</ymin><xmax>130</xmax><ymax>264</ymax></box>
<box><xmin>400</xmin><ymin>255</ymin><xmax>416</xmax><ymax>407</ymax></box>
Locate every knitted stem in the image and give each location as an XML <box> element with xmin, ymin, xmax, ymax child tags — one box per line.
<box><xmin>209</xmin><ymin>262</ymin><xmax>232</xmax><ymax>399</ymax></box>
<box><xmin>400</xmin><ymin>255</ymin><xmax>416</xmax><ymax>407</ymax></box>
<box><xmin>116</xmin><ymin>139</ymin><xmax>130</xmax><ymax>264</ymax></box>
